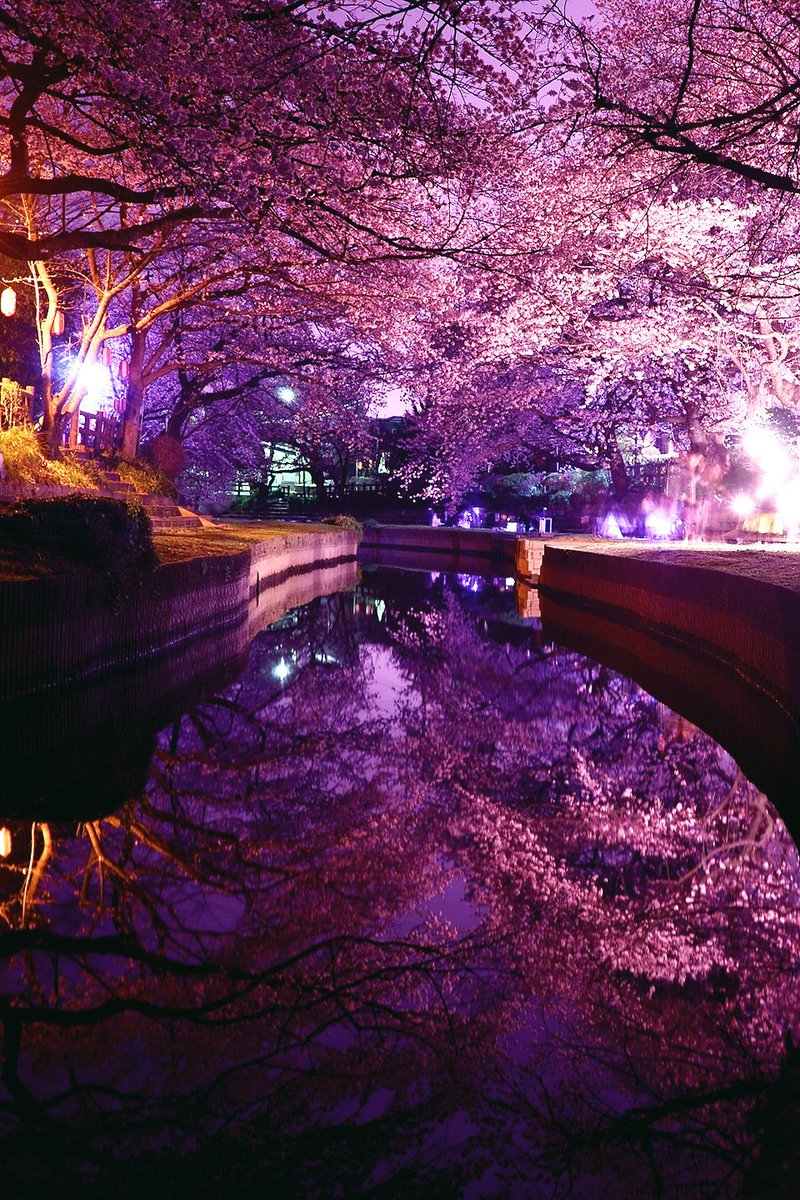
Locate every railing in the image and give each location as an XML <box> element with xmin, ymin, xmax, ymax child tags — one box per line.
<box><xmin>65</xmin><ymin>411</ymin><xmax>122</xmax><ymax>454</ymax></box>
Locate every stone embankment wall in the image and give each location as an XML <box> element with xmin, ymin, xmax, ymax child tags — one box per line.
<box><xmin>539</xmin><ymin>542</ymin><xmax>800</xmax><ymax>821</ymax></box>
<box><xmin>0</xmin><ymin>527</ymin><xmax>359</xmax><ymax>701</ymax></box>
<box><xmin>359</xmin><ymin>524</ymin><xmax>549</xmax><ymax>577</ymax></box>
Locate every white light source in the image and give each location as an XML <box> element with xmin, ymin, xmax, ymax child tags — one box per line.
<box><xmin>77</xmin><ymin>362</ymin><xmax>111</xmax><ymax>415</ymax></box>
<box><xmin>277</xmin><ymin>386</ymin><xmax>296</xmax><ymax>404</ymax></box>
<box><xmin>731</xmin><ymin>493</ymin><xmax>754</xmax><ymax>518</ymax></box>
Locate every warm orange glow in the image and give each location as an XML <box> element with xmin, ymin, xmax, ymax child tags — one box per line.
<box><xmin>0</xmin><ymin>286</ymin><xmax>17</xmax><ymax>317</ymax></box>
<box><xmin>0</xmin><ymin>827</ymin><xmax>11</xmax><ymax>857</ymax></box>
<box><xmin>53</xmin><ymin>309</ymin><xmax>65</xmax><ymax>335</ymax></box>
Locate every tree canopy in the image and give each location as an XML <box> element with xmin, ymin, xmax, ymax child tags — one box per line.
<box><xmin>3</xmin><ymin>0</ymin><xmax>800</xmax><ymax>502</ymax></box>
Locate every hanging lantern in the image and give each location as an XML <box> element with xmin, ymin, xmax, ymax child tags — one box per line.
<box><xmin>52</xmin><ymin>309</ymin><xmax>65</xmax><ymax>336</ymax></box>
<box><xmin>102</xmin><ymin>344</ymin><xmax>112</xmax><ymax>367</ymax></box>
<box><xmin>0</xmin><ymin>827</ymin><xmax>11</xmax><ymax>858</ymax></box>
<box><xmin>0</xmin><ymin>287</ymin><xmax>17</xmax><ymax>317</ymax></box>
<box><xmin>118</xmin><ymin>359</ymin><xmax>129</xmax><ymax>380</ymax></box>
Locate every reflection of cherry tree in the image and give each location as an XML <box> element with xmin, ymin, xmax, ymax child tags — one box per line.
<box><xmin>382</xmin><ymin>588</ymin><xmax>800</xmax><ymax>1191</ymax></box>
<box><xmin>0</xmin><ymin>574</ymin><xmax>799</xmax><ymax>1195</ymax></box>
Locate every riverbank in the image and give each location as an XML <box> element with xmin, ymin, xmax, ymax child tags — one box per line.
<box><xmin>538</xmin><ymin>537</ymin><xmax>800</xmax><ymax>822</ymax></box>
<box><xmin>0</xmin><ymin>517</ymin><xmax>342</xmax><ymax>578</ymax></box>
<box><xmin>0</xmin><ymin>520</ymin><xmax>360</xmax><ymax>701</ymax></box>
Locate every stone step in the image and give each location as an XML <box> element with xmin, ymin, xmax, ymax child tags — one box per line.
<box><xmin>137</xmin><ymin>495</ymin><xmax>180</xmax><ymax>510</ymax></box>
<box><xmin>60</xmin><ymin>460</ymin><xmax>203</xmax><ymax>532</ymax></box>
<box><xmin>101</xmin><ymin>483</ymin><xmax>137</xmax><ymax>496</ymax></box>
<box><xmin>150</xmin><ymin>515</ymin><xmax>204</xmax><ymax>532</ymax></box>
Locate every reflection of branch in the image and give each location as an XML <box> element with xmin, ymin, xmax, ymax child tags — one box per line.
<box><xmin>20</xmin><ymin>823</ymin><xmax>51</xmax><ymax>928</ymax></box>
<box><xmin>78</xmin><ymin>822</ymin><xmax>173</xmax><ymax>941</ymax></box>
<box><xmin>0</xmin><ymin>930</ymin><xmax>506</xmax><ymax>1032</ymax></box>
<box><xmin>676</xmin><ymin>788</ymin><xmax>773</xmax><ymax>887</ymax></box>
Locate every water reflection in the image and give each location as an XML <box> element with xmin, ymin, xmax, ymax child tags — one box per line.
<box><xmin>0</xmin><ymin>569</ymin><xmax>799</xmax><ymax>1199</ymax></box>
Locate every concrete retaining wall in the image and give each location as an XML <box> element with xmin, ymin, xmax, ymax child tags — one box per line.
<box><xmin>0</xmin><ymin>527</ymin><xmax>359</xmax><ymax>701</ymax></box>
<box><xmin>2</xmin><ymin>554</ymin><xmax>360</xmax><ymax>818</ymax></box>
<box><xmin>359</xmin><ymin>524</ymin><xmax>549</xmax><ymax>576</ymax></box>
<box><xmin>539</xmin><ymin>543</ymin><xmax>800</xmax><ymax>823</ymax></box>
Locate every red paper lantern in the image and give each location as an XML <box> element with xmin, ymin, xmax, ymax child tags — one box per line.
<box><xmin>102</xmin><ymin>344</ymin><xmax>112</xmax><ymax>367</ymax></box>
<box><xmin>118</xmin><ymin>359</ymin><xmax>129</xmax><ymax>380</ymax></box>
<box><xmin>52</xmin><ymin>309</ymin><xmax>65</xmax><ymax>336</ymax></box>
<box><xmin>0</xmin><ymin>287</ymin><xmax>17</xmax><ymax>317</ymax></box>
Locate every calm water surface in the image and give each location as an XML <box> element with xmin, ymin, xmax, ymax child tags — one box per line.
<box><xmin>1</xmin><ymin>567</ymin><xmax>799</xmax><ymax>1199</ymax></box>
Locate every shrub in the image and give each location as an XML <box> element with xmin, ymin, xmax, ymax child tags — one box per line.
<box><xmin>322</xmin><ymin>514</ymin><xmax>364</xmax><ymax>535</ymax></box>
<box><xmin>0</xmin><ymin>427</ymin><xmax>96</xmax><ymax>490</ymax></box>
<box><xmin>114</xmin><ymin>456</ymin><xmax>177</xmax><ymax>499</ymax></box>
<box><xmin>0</xmin><ymin>496</ymin><xmax>158</xmax><ymax>602</ymax></box>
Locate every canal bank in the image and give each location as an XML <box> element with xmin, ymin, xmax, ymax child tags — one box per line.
<box><xmin>360</xmin><ymin>524</ymin><xmax>800</xmax><ymax>817</ymax></box>
<box><xmin>539</xmin><ymin>539</ymin><xmax>800</xmax><ymax>817</ymax></box>
<box><xmin>359</xmin><ymin>522</ymin><xmax>548</xmax><ymax>577</ymax></box>
<box><xmin>0</xmin><ymin>522</ymin><xmax>360</xmax><ymax>701</ymax></box>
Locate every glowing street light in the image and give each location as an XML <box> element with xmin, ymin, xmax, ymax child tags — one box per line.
<box><xmin>76</xmin><ymin>361</ymin><xmax>112</xmax><ymax>415</ymax></box>
<box><xmin>731</xmin><ymin>493</ymin><xmax>755</xmax><ymax>518</ymax></box>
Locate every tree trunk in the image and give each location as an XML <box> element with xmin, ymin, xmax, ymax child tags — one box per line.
<box><xmin>121</xmin><ymin>290</ymin><xmax>146</xmax><ymax>458</ymax></box>
<box><xmin>33</xmin><ymin>263</ymin><xmax>59</xmax><ymax>452</ymax></box>
<box><xmin>309</xmin><ymin>462</ymin><xmax>327</xmax><ymax>505</ymax></box>
<box><xmin>608</xmin><ymin>437</ymin><xmax>629</xmax><ymax>497</ymax></box>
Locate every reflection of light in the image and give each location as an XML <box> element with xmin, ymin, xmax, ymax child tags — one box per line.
<box><xmin>430</xmin><ymin>571</ymin><xmax>440</xmax><ymax>583</ymax></box>
<box><xmin>375</xmin><ymin>598</ymin><xmax>386</xmax><ymax>622</ymax></box>
<box><xmin>731</xmin><ymin>493</ymin><xmax>754</xmax><ymax>517</ymax></box>
<box><xmin>0</xmin><ymin>827</ymin><xmax>10</xmax><ymax>857</ymax></box>
<box><xmin>273</xmin><ymin>657</ymin><xmax>291</xmax><ymax>682</ymax></box>
<box><xmin>457</xmin><ymin>574</ymin><xmax>481</xmax><ymax>592</ymax></box>
<box><xmin>277</xmin><ymin>386</ymin><xmax>295</xmax><ymax>403</ymax></box>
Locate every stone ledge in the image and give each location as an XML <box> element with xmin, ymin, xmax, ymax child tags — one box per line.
<box><xmin>539</xmin><ymin>541</ymin><xmax>800</xmax><ymax>827</ymax></box>
<box><xmin>0</xmin><ymin>526</ymin><xmax>359</xmax><ymax>700</ymax></box>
